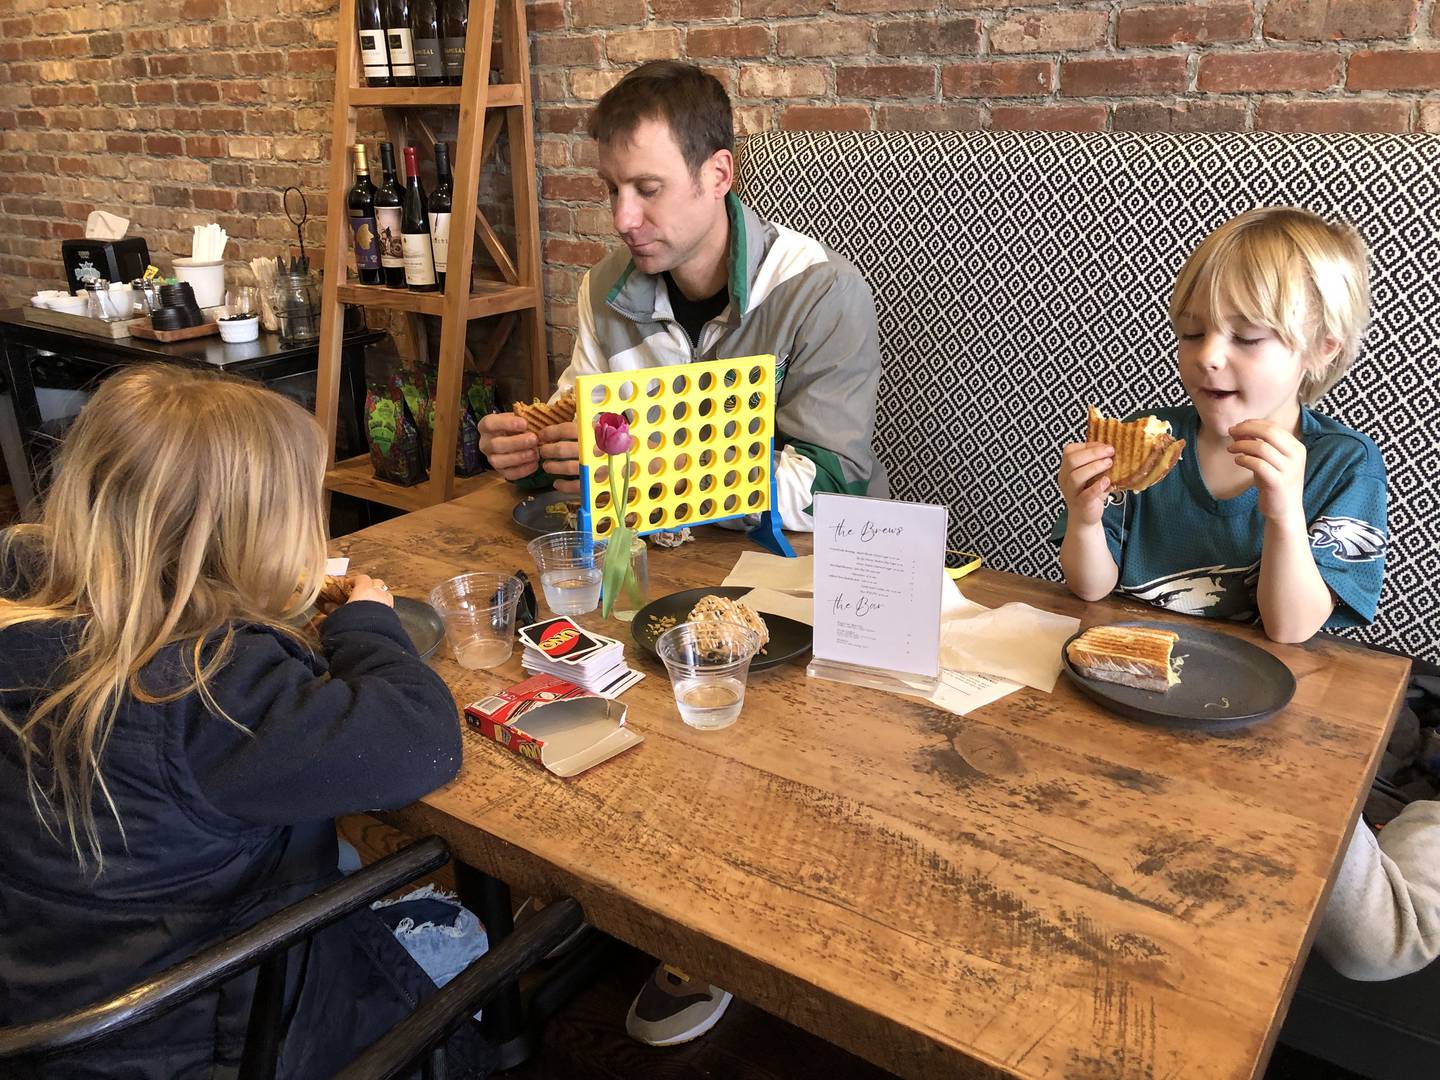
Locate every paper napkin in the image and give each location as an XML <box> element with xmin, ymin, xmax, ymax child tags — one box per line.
<box><xmin>937</xmin><ymin>575</ymin><xmax>1080</xmax><ymax>693</ymax></box>
<box><xmin>721</xmin><ymin>552</ymin><xmax>814</xmax><ymax>594</ymax></box>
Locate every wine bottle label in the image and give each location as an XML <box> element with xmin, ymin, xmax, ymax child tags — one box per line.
<box><xmin>350</xmin><ymin>212</ymin><xmax>381</xmax><ymax>270</ymax></box>
<box><xmin>402</xmin><ymin>233</ymin><xmax>438</xmax><ymax>286</ymax></box>
<box><xmin>442</xmin><ymin>37</ymin><xmax>466</xmax><ymax>80</ymax></box>
<box><xmin>429</xmin><ymin>212</ymin><xmax>451</xmax><ymax>272</ymax></box>
<box><xmin>414</xmin><ymin>38</ymin><xmax>444</xmax><ymax>80</ymax></box>
<box><xmin>375</xmin><ymin>207</ymin><xmax>405</xmax><ymax>269</ymax></box>
<box><xmin>386</xmin><ymin>28</ymin><xmax>416</xmax><ymax>77</ymax></box>
<box><xmin>358</xmin><ymin>30</ymin><xmax>389</xmax><ymax>77</ymax></box>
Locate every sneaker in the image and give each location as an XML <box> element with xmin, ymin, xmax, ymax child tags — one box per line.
<box><xmin>624</xmin><ymin>963</ymin><xmax>733</xmax><ymax>1046</ymax></box>
<box><xmin>512</xmin><ymin>896</ymin><xmax>590</xmax><ymax>961</ymax></box>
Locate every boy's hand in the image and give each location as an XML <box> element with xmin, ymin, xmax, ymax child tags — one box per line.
<box><xmin>1059</xmin><ymin>441</ymin><xmax>1115</xmax><ymax>527</ymax></box>
<box><xmin>477</xmin><ymin>413</ymin><xmax>540</xmax><ymax>480</ymax></box>
<box><xmin>538</xmin><ymin>421</ymin><xmax>581</xmax><ymax>495</ymax></box>
<box><xmin>1228</xmin><ymin>420</ymin><xmax>1306</xmax><ymax>527</ymax></box>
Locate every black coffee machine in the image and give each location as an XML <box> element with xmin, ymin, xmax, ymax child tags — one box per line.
<box><xmin>61</xmin><ymin>237</ymin><xmax>149</xmax><ymax>294</ymax></box>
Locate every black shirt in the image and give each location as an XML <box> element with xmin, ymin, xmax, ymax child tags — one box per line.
<box><xmin>663</xmin><ymin>271</ymin><xmax>729</xmax><ymax>349</ymax></box>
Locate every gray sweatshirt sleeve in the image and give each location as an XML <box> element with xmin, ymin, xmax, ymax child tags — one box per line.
<box><xmin>1315</xmin><ymin>799</ymin><xmax>1440</xmax><ymax>981</ymax></box>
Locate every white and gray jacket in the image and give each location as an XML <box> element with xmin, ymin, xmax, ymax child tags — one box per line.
<box><xmin>552</xmin><ymin>194</ymin><xmax>886</xmax><ymax>531</ymax></box>
<box><xmin>1317</xmin><ymin>800</ymin><xmax>1440</xmax><ymax>980</ymax></box>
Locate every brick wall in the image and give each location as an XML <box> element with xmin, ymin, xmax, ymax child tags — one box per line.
<box><xmin>0</xmin><ymin>0</ymin><xmax>342</xmax><ymax>304</ymax></box>
<box><xmin>1</xmin><ymin>1</ymin><xmax>1438</xmax><ymax>376</ymax></box>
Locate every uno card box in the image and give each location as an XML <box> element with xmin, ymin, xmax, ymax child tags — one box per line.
<box><xmin>465</xmin><ymin>674</ymin><xmax>642</xmax><ymax>778</ymax></box>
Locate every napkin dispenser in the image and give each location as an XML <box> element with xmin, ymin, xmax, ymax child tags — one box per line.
<box><xmin>61</xmin><ymin>237</ymin><xmax>149</xmax><ymax>294</ymax></box>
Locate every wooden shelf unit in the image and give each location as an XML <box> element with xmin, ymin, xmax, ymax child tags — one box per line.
<box><xmin>314</xmin><ymin>0</ymin><xmax>547</xmax><ymax>510</ymax></box>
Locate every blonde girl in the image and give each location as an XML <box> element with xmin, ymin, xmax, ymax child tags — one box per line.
<box><xmin>0</xmin><ymin>367</ymin><xmax>487</xmax><ymax>1077</ymax></box>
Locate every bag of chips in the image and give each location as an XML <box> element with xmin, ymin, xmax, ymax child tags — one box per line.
<box><xmin>423</xmin><ymin>371</ymin><xmax>495</xmax><ymax>476</ymax></box>
<box><xmin>365</xmin><ymin>373</ymin><xmax>426</xmax><ymax>486</ymax></box>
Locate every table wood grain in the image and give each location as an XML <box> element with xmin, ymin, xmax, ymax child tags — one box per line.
<box><xmin>333</xmin><ymin>477</ymin><xmax>1410</xmax><ymax>1080</ymax></box>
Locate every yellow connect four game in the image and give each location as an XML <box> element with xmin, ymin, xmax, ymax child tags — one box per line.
<box><xmin>574</xmin><ymin>355</ymin><xmax>794</xmax><ymax>557</ymax></box>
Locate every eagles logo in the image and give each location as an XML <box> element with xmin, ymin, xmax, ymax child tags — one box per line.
<box><xmin>1308</xmin><ymin>516</ymin><xmax>1386</xmax><ymax>563</ymax></box>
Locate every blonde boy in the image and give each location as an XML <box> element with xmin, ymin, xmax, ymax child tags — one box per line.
<box><xmin>1053</xmin><ymin>207</ymin><xmax>1387</xmax><ymax>643</ymax></box>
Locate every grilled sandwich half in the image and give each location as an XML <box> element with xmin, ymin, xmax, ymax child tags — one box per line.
<box><xmin>1086</xmin><ymin>406</ymin><xmax>1185</xmax><ymax>493</ymax></box>
<box><xmin>1067</xmin><ymin>625</ymin><xmax>1181</xmax><ymax>693</ymax></box>
<box><xmin>513</xmin><ymin>388</ymin><xmax>577</xmax><ymax>434</ymax></box>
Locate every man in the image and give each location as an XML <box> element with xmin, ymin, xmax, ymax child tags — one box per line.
<box><xmin>479</xmin><ymin>60</ymin><xmax>885</xmax><ymax>530</ymax></box>
<box><xmin>476</xmin><ymin>61</ymin><xmax>884</xmax><ymax>1048</ymax></box>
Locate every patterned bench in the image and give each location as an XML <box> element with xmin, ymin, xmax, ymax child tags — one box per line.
<box><xmin>739</xmin><ymin>130</ymin><xmax>1440</xmax><ymax>663</ymax></box>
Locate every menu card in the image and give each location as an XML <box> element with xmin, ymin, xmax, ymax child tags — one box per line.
<box><xmin>811</xmin><ymin>493</ymin><xmax>947</xmax><ymax>680</ymax></box>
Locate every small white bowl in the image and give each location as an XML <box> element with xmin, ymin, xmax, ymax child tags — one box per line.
<box><xmin>218</xmin><ymin>315</ymin><xmax>259</xmax><ymax>343</ymax></box>
<box><xmin>39</xmin><ymin>289</ymin><xmax>69</xmax><ymax>302</ymax></box>
<box><xmin>51</xmin><ymin>294</ymin><xmax>89</xmax><ymax>315</ymax></box>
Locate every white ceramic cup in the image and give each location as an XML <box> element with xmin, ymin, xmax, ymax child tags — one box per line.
<box><xmin>172</xmin><ymin>258</ymin><xmax>226</xmax><ymax>308</ymax></box>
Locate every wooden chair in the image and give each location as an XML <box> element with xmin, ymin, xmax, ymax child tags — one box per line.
<box><xmin>0</xmin><ymin>837</ymin><xmax>583</xmax><ymax>1080</ymax></box>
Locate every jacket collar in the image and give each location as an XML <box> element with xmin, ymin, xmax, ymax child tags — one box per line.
<box><xmin>605</xmin><ymin>193</ymin><xmax>767</xmax><ymax>325</ymax></box>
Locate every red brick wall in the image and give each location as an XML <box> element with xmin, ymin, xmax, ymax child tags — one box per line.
<box><xmin>0</xmin><ymin>0</ymin><xmax>342</xmax><ymax>305</ymax></box>
<box><xmin>2</xmin><ymin>1</ymin><xmax>1438</xmax><ymax>373</ymax></box>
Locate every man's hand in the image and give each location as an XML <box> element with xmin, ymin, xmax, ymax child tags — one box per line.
<box><xmin>478</xmin><ymin>412</ymin><xmax>540</xmax><ymax>480</ymax></box>
<box><xmin>538</xmin><ymin>420</ymin><xmax>581</xmax><ymax>495</ymax></box>
<box><xmin>1228</xmin><ymin>419</ymin><xmax>1306</xmax><ymax>526</ymax></box>
<box><xmin>1058</xmin><ymin>441</ymin><xmax>1115</xmax><ymax>528</ymax></box>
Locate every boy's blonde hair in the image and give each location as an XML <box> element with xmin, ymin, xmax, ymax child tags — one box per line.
<box><xmin>0</xmin><ymin>367</ymin><xmax>329</xmax><ymax>870</ymax></box>
<box><xmin>1169</xmin><ymin>206</ymin><xmax>1371</xmax><ymax>404</ymax></box>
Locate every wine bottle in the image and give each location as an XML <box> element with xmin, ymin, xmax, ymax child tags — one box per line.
<box><xmin>440</xmin><ymin>0</ymin><xmax>467</xmax><ymax>86</ymax></box>
<box><xmin>357</xmin><ymin>0</ymin><xmax>392</xmax><ymax>87</ymax></box>
<box><xmin>374</xmin><ymin>142</ymin><xmax>407</xmax><ymax>288</ymax></box>
<box><xmin>348</xmin><ymin>144</ymin><xmax>384</xmax><ymax>285</ymax></box>
<box><xmin>428</xmin><ymin>141</ymin><xmax>453</xmax><ymax>292</ymax></box>
<box><xmin>401</xmin><ymin>145</ymin><xmax>438</xmax><ymax>293</ymax></box>
<box><xmin>383</xmin><ymin>0</ymin><xmax>416</xmax><ymax>87</ymax></box>
<box><xmin>411</xmin><ymin>0</ymin><xmax>445</xmax><ymax>87</ymax></box>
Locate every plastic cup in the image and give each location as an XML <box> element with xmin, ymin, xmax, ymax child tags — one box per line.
<box><xmin>527</xmin><ymin>531</ymin><xmax>608</xmax><ymax>616</ymax></box>
<box><xmin>656</xmin><ymin>621</ymin><xmax>761</xmax><ymax>731</ymax></box>
<box><xmin>428</xmin><ymin>573</ymin><xmax>524</xmax><ymax>670</ymax></box>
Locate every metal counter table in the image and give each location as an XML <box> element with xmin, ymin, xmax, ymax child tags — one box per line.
<box><xmin>0</xmin><ymin>308</ymin><xmax>383</xmax><ymax>509</ymax></box>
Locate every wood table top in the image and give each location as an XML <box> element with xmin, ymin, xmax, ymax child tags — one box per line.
<box><xmin>333</xmin><ymin>477</ymin><xmax>1410</xmax><ymax>1080</ymax></box>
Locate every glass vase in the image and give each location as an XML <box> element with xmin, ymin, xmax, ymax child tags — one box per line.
<box><xmin>613</xmin><ymin>535</ymin><xmax>649</xmax><ymax>622</ymax></box>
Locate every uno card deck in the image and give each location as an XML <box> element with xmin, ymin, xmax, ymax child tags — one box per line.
<box><xmin>518</xmin><ymin>617</ymin><xmax>606</xmax><ymax>664</ymax></box>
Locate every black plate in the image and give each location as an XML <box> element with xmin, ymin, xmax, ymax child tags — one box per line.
<box><xmin>394</xmin><ymin>596</ymin><xmax>444</xmax><ymax>660</ymax></box>
<box><xmin>1060</xmin><ymin>620</ymin><xmax>1296</xmax><ymax>731</ymax></box>
<box><xmin>300</xmin><ymin>596</ymin><xmax>443</xmax><ymax>660</ymax></box>
<box><xmin>631</xmin><ymin>586</ymin><xmax>812</xmax><ymax>672</ymax></box>
<box><xmin>512</xmin><ymin>491</ymin><xmax>582</xmax><ymax>537</ymax></box>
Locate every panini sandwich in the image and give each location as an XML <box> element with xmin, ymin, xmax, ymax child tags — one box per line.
<box><xmin>512</xmin><ymin>388</ymin><xmax>576</xmax><ymax>435</ymax></box>
<box><xmin>1067</xmin><ymin>625</ymin><xmax>1181</xmax><ymax>693</ymax></box>
<box><xmin>1087</xmin><ymin>406</ymin><xmax>1185</xmax><ymax>493</ymax></box>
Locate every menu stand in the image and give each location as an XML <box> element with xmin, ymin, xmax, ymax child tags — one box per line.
<box><xmin>805</xmin><ymin>657</ymin><xmax>940</xmax><ymax>697</ymax></box>
<box><xmin>805</xmin><ymin>492</ymin><xmax>948</xmax><ymax>697</ymax></box>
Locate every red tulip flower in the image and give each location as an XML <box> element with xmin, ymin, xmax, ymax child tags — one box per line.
<box><xmin>593</xmin><ymin>411</ymin><xmax>637</xmax><ymax>617</ymax></box>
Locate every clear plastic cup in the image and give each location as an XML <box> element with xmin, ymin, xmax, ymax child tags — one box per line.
<box><xmin>656</xmin><ymin>621</ymin><xmax>761</xmax><ymax>731</ymax></box>
<box><xmin>527</xmin><ymin>531</ymin><xmax>608</xmax><ymax>616</ymax></box>
<box><xmin>428</xmin><ymin>573</ymin><xmax>524</xmax><ymax>669</ymax></box>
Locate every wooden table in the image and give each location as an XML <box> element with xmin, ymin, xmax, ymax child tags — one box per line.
<box><xmin>334</xmin><ymin>477</ymin><xmax>1410</xmax><ymax>1080</ymax></box>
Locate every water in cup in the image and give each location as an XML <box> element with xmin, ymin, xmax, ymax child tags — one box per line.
<box><xmin>453</xmin><ymin>635</ymin><xmax>513</xmax><ymax>670</ymax></box>
<box><xmin>674</xmin><ymin>676</ymin><xmax>746</xmax><ymax>730</ymax></box>
<box><xmin>540</xmin><ymin>566</ymin><xmax>602</xmax><ymax>615</ymax></box>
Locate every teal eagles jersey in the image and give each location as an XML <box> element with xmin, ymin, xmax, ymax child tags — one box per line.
<box><xmin>1051</xmin><ymin>405</ymin><xmax>1387</xmax><ymax>630</ymax></box>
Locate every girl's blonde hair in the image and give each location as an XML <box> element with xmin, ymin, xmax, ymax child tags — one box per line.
<box><xmin>0</xmin><ymin>366</ymin><xmax>329</xmax><ymax>870</ymax></box>
<box><xmin>1169</xmin><ymin>206</ymin><xmax>1371</xmax><ymax>404</ymax></box>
